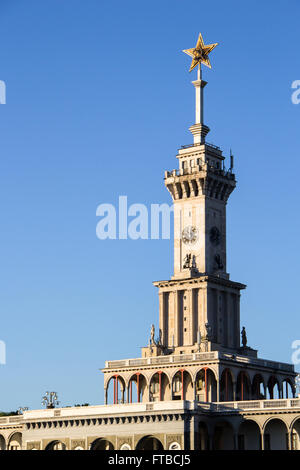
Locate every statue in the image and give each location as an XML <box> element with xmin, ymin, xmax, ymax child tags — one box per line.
<box><xmin>205</xmin><ymin>322</ymin><xmax>212</xmax><ymax>340</ymax></box>
<box><xmin>183</xmin><ymin>253</ymin><xmax>191</xmax><ymax>269</ymax></box>
<box><xmin>241</xmin><ymin>326</ymin><xmax>247</xmax><ymax>348</ymax></box>
<box><xmin>214</xmin><ymin>254</ymin><xmax>224</xmax><ymax>270</ymax></box>
<box><xmin>158</xmin><ymin>328</ymin><xmax>162</xmax><ymax>346</ymax></box>
<box><xmin>197</xmin><ymin>329</ymin><xmax>202</xmax><ymax>352</ymax></box>
<box><xmin>150</xmin><ymin>324</ymin><xmax>156</xmax><ymax>346</ymax></box>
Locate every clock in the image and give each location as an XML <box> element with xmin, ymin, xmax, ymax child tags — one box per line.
<box><xmin>210</xmin><ymin>226</ymin><xmax>221</xmax><ymax>246</ymax></box>
<box><xmin>182</xmin><ymin>225</ymin><xmax>198</xmax><ymax>244</ymax></box>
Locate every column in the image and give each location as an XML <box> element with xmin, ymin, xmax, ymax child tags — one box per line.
<box><xmin>137</xmin><ymin>373</ymin><xmax>140</xmax><ymax>403</ymax></box>
<box><xmin>226</xmin><ymin>292</ymin><xmax>231</xmax><ymax>348</ymax></box>
<box><xmin>159</xmin><ymin>371</ymin><xmax>162</xmax><ymax>401</ymax></box>
<box><xmin>188</xmin><ymin>289</ymin><xmax>197</xmax><ymax>344</ymax></box>
<box><xmin>260</xmin><ymin>432</ymin><xmax>264</xmax><ymax>451</ymax></box>
<box><xmin>233</xmin><ymin>381</ymin><xmax>236</xmax><ymax>401</ymax></box>
<box><xmin>204</xmin><ymin>368</ymin><xmax>208</xmax><ymax>402</ymax></box>
<box><xmin>174</xmin><ymin>290</ymin><xmax>179</xmax><ymax>347</ymax></box>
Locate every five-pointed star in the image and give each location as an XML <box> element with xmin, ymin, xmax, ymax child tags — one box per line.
<box><xmin>183</xmin><ymin>33</ymin><xmax>218</xmax><ymax>72</ymax></box>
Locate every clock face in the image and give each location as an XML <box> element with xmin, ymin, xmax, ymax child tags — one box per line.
<box><xmin>210</xmin><ymin>226</ymin><xmax>221</xmax><ymax>246</ymax></box>
<box><xmin>182</xmin><ymin>225</ymin><xmax>198</xmax><ymax>244</ymax></box>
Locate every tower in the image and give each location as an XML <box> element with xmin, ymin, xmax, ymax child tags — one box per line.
<box><xmin>152</xmin><ymin>33</ymin><xmax>246</xmax><ymax>356</ymax></box>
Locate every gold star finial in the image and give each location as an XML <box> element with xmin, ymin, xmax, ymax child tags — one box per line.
<box><xmin>183</xmin><ymin>33</ymin><xmax>218</xmax><ymax>72</ymax></box>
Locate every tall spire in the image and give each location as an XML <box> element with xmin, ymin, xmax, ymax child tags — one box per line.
<box><xmin>183</xmin><ymin>33</ymin><xmax>218</xmax><ymax>144</ymax></box>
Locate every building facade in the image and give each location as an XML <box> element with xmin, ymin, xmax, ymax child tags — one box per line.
<box><xmin>2</xmin><ymin>34</ymin><xmax>300</xmax><ymax>450</ymax></box>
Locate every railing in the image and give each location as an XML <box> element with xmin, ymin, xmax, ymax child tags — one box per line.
<box><xmin>0</xmin><ymin>415</ymin><xmax>23</xmax><ymax>424</ymax></box>
<box><xmin>180</xmin><ymin>142</ymin><xmax>220</xmax><ymax>151</ymax></box>
<box><xmin>105</xmin><ymin>351</ymin><xmax>294</xmax><ymax>373</ymax></box>
<box><xmin>209</xmin><ymin>398</ymin><xmax>300</xmax><ymax>412</ymax></box>
<box><xmin>164</xmin><ymin>166</ymin><xmax>235</xmax><ymax>180</ymax></box>
<box><xmin>221</xmin><ymin>353</ymin><xmax>294</xmax><ymax>373</ymax></box>
<box><xmin>105</xmin><ymin>351</ymin><xmax>219</xmax><ymax>369</ymax></box>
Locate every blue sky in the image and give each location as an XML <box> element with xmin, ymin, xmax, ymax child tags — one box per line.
<box><xmin>0</xmin><ymin>0</ymin><xmax>299</xmax><ymax>410</ymax></box>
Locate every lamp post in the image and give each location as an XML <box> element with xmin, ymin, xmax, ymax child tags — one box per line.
<box><xmin>42</xmin><ymin>391</ymin><xmax>59</xmax><ymax>409</ymax></box>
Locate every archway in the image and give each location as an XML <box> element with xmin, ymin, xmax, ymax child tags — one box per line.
<box><xmin>136</xmin><ymin>436</ymin><xmax>164</xmax><ymax>450</ymax></box>
<box><xmin>252</xmin><ymin>374</ymin><xmax>266</xmax><ymax>400</ymax></box>
<box><xmin>90</xmin><ymin>438</ymin><xmax>114</xmax><ymax>450</ymax></box>
<box><xmin>106</xmin><ymin>375</ymin><xmax>126</xmax><ymax>404</ymax></box>
<box><xmin>172</xmin><ymin>370</ymin><xmax>193</xmax><ymax>401</ymax></box>
<box><xmin>149</xmin><ymin>372</ymin><xmax>171</xmax><ymax>402</ymax></box>
<box><xmin>45</xmin><ymin>441</ymin><xmax>66</xmax><ymax>450</ymax></box>
<box><xmin>220</xmin><ymin>369</ymin><xmax>234</xmax><ymax>402</ymax></box>
<box><xmin>195</xmin><ymin>368</ymin><xmax>217</xmax><ymax>402</ymax></box>
<box><xmin>267</xmin><ymin>376</ymin><xmax>281</xmax><ymax>400</ymax></box>
<box><xmin>236</xmin><ymin>371</ymin><xmax>251</xmax><ymax>401</ymax></box>
<box><xmin>213</xmin><ymin>421</ymin><xmax>235</xmax><ymax>450</ymax></box>
<box><xmin>238</xmin><ymin>420</ymin><xmax>261</xmax><ymax>450</ymax></box>
<box><xmin>128</xmin><ymin>373</ymin><xmax>147</xmax><ymax>403</ymax></box>
<box><xmin>264</xmin><ymin>419</ymin><xmax>288</xmax><ymax>450</ymax></box>
<box><xmin>8</xmin><ymin>432</ymin><xmax>22</xmax><ymax>450</ymax></box>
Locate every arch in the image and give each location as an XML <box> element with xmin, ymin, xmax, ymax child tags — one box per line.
<box><xmin>282</xmin><ymin>378</ymin><xmax>294</xmax><ymax>399</ymax></box>
<box><xmin>195</xmin><ymin>368</ymin><xmax>217</xmax><ymax>402</ymax></box>
<box><xmin>236</xmin><ymin>371</ymin><xmax>251</xmax><ymax>401</ymax></box>
<box><xmin>220</xmin><ymin>368</ymin><xmax>234</xmax><ymax>401</ymax></box>
<box><xmin>90</xmin><ymin>438</ymin><xmax>115</xmax><ymax>450</ymax></box>
<box><xmin>8</xmin><ymin>432</ymin><xmax>22</xmax><ymax>450</ymax></box>
<box><xmin>128</xmin><ymin>373</ymin><xmax>147</xmax><ymax>403</ymax></box>
<box><xmin>267</xmin><ymin>376</ymin><xmax>281</xmax><ymax>400</ymax></box>
<box><xmin>213</xmin><ymin>421</ymin><xmax>235</xmax><ymax>450</ymax></box>
<box><xmin>291</xmin><ymin>417</ymin><xmax>300</xmax><ymax>450</ymax></box>
<box><xmin>251</xmin><ymin>374</ymin><xmax>266</xmax><ymax>400</ymax></box>
<box><xmin>172</xmin><ymin>369</ymin><xmax>193</xmax><ymax>401</ymax></box>
<box><xmin>106</xmin><ymin>375</ymin><xmax>126</xmax><ymax>404</ymax></box>
<box><xmin>238</xmin><ymin>420</ymin><xmax>261</xmax><ymax>450</ymax></box>
<box><xmin>263</xmin><ymin>418</ymin><xmax>288</xmax><ymax>450</ymax></box>
<box><xmin>149</xmin><ymin>371</ymin><xmax>171</xmax><ymax>402</ymax></box>
<box><xmin>136</xmin><ymin>436</ymin><xmax>164</xmax><ymax>450</ymax></box>
<box><xmin>45</xmin><ymin>440</ymin><xmax>66</xmax><ymax>451</ymax></box>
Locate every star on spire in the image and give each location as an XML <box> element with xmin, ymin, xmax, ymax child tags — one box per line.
<box><xmin>183</xmin><ymin>33</ymin><xmax>218</xmax><ymax>72</ymax></box>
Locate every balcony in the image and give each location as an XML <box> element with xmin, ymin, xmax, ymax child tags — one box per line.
<box><xmin>104</xmin><ymin>351</ymin><xmax>294</xmax><ymax>373</ymax></box>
